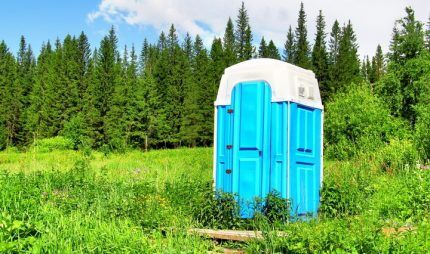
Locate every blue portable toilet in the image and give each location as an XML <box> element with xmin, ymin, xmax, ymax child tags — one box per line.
<box><xmin>213</xmin><ymin>58</ymin><xmax>323</xmax><ymax>218</ymax></box>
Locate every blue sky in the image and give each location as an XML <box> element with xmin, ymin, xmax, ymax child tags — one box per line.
<box><xmin>1</xmin><ymin>0</ymin><xmax>429</xmax><ymax>58</ymax></box>
<box><xmin>0</xmin><ymin>0</ymin><xmax>159</xmax><ymax>55</ymax></box>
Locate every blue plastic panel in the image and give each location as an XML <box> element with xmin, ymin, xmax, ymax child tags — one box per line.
<box><xmin>289</xmin><ymin>103</ymin><xmax>322</xmax><ymax>217</ymax></box>
<box><xmin>270</xmin><ymin>102</ymin><xmax>288</xmax><ymax>198</ymax></box>
<box><xmin>215</xmin><ymin>105</ymin><xmax>234</xmax><ymax>193</ymax></box>
<box><xmin>232</xmin><ymin>81</ymin><xmax>271</xmax><ymax>218</ymax></box>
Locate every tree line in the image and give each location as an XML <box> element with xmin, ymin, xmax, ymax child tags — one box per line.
<box><xmin>0</xmin><ymin>2</ymin><xmax>429</xmax><ymax>151</ymax></box>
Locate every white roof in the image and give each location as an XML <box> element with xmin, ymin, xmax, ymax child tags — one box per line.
<box><xmin>215</xmin><ymin>58</ymin><xmax>323</xmax><ymax>109</ymax></box>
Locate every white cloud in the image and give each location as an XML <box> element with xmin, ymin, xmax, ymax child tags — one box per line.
<box><xmin>88</xmin><ymin>0</ymin><xmax>430</xmax><ymax>57</ymax></box>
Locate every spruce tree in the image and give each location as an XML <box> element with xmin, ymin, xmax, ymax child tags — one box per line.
<box><xmin>372</xmin><ymin>45</ymin><xmax>384</xmax><ymax>82</ymax></box>
<box><xmin>365</xmin><ymin>56</ymin><xmax>374</xmax><ymax>83</ymax></box>
<box><xmin>26</xmin><ymin>41</ymin><xmax>56</xmax><ymax>140</ymax></box>
<box><xmin>328</xmin><ymin>20</ymin><xmax>341</xmax><ymax>66</ymax></box>
<box><xmin>93</xmin><ymin>26</ymin><xmax>120</xmax><ymax>147</ymax></box>
<box><xmin>181</xmin><ymin>35</ymin><xmax>207</xmax><ymax>146</ymax></box>
<box><xmin>294</xmin><ymin>2</ymin><xmax>311</xmax><ymax>68</ymax></box>
<box><xmin>360</xmin><ymin>57</ymin><xmax>369</xmax><ymax>80</ymax></box>
<box><xmin>235</xmin><ymin>2</ymin><xmax>253</xmax><ymax>61</ymax></box>
<box><xmin>16</xmin><ymin>36</ymin><xmax>35</xmax><ymax>145</ymax></box>
<box><xmin>388</xmin><ymin>7</ymin><xmax>425</xmax><ymax>64</ymax></box>
<box><xmin>379</xmin><ymin>7</ymin><xmax>427</xmax><ymax>123</ymax></box>
<box><xmin>426</xmin><ymin>16</ymin><xmax>430</xmax><ymax>51</ymax></box>
<box><xmin>283</xmin><ymin>26</ymin><xmax>295</xmax><ymax>63</ymax></box>
<box><xmin>311</xmin><ymin>10</ymin><xmax>329</xmax><ymax>101</ymax></box>
<box><xmin>335</xmin><ymin>21</ymin><xmax>361</xmax><ymax>90</ymax></box>
<box><xmin>182</xmin><ymin>32</ymin><xmax>194</xmax><ymax>61</ymax></box>
<box><xmin>259</xmin><ymin>37</ymin><xmax>268</xmax><ymax>57</ymax></box>
<box><xmin>209</xmin><ymin>38</ymin><xmax>224</xmax><ymax>94</ymax></box>
<box><xmin>0</xmin><ymin>41</ymin><xmax>20</xmax><ymax>148</ymax></box>
<box><xmin>267</xmin><ymin>40</ymin><xmax>280</xmax><ymax>60</ymax></box>
<box><xmin>327</xmin><ymin>20</ymin><xmax>341</xmax><ymax>94</ymax></box>
<box><xmin>223</xmin><ymin>18</ymin><xmax>237</xmax><ymax>67</ymax></box>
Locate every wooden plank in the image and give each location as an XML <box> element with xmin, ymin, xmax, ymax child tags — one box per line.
<box><xmin>189</xmin><ymin>228</ymin><xmax>287</xmax><ymax>242</ymax></box>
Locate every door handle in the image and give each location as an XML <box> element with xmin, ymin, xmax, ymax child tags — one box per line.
<box><xmin>259</xmin><ymin>151</ymin><xmax>262</xmax><ymax>156</ymax></box>
<box><xmin>226</xmin><ymin>169</ymin><xmax>232</xmax><ymax>174</ymax></box>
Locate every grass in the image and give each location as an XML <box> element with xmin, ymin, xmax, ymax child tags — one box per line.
<box><xmin>1</xmin><ymin>147</ymin><xmax>430</xmax><ymax>253</ymax></box>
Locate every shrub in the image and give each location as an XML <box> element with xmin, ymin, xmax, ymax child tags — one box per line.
<box><xmin>320</xmin><ymin>162</ymin><xmax>375</xmax><ymax>218</ymax></box>
<box><xmin>325</xmin><ymin>84</ymin><xmax>408</xmax><ymax>160</ymax></box>
<box><xmin>377</xmin><ymin>138</ymin><xmax>419</xmax><ymax>172</ymax></box>
<box><xmin>262</xmin><ymin>191</ymin><xmax>290</xmax><ymax>224</ymax></box>
<box><xmin>61</xmin><ymin>114</ymin><xmax>92</xmax><ymax>150</ymax></box>
<box><xmin>31</xmin><ymin>136</ymin><xmax>74</xmax><ymax>152</ymax></box>
<box><xmin>414</xmin><ymin>102</ymin><xmax>430</xmax><ymax>160</ymax></box>
<box><xmin>193</xmin><ymin>190</ymin><xmax>243</xmax><ymax>229</ymax></box>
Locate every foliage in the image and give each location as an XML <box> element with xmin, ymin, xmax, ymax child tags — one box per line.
<box><xmin>312</xmin><ymin>10</ymin><xmax>329</xmax><ymax>102</ymax></box>
<box><xmin>377</xmin><ymin>138</ymin><xmax>419</xmax><ymax>172</ymax></box>
<box><xmin>325</xmin><ymin>85</ymin><xmax>407</xmax><ymax>160</ymax></box>
<box><xmin>293</xmin><ymin>2</ymin><xmax>311</xmax><ymax>68</ymax></box>
<box><xmin>262</xmin><ymin>191</ymin><xmax>290</xmax><ymax>224</ymax></box>
<box><xmin>31</xmin><ymin>136</ymin><xmax>74</xmax><ymax>152</ymax></box>
<box><xmin>414</xmin><ymin>100</ymin><xmax>430</xmax><ymax>160</ymax></box>
<box><xmin>1</xmin><ymin>147</ymin><xmax>430</xmax><ymax>252</ymax></box>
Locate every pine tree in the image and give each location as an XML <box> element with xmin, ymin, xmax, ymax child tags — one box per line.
<box><xmin>294</xmin><ymin>2</ymin><xmax>311</xmax><ymax>68</ymax></box>
<box><xmin>235</xmin><ymin>2</ymin><xmax>253</xmax><ymax>61</ymax></box>
<box><xmin>283</xmin><ymin>26</ymin><xmax>295</xmax><ymax>63</ymax></box>
<box><xmin>311</xmin><ymin>10</ymin><xmax>329</xmax><ymax>101</ymax></box>
<box><xmin>259</xmin><ymin>37</ymin><xmax>268</xmax><ymax>57</ymax></box>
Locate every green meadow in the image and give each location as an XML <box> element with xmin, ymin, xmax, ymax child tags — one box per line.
<box><xmin>1</xmin><ymin>147</ymin><xmax>429</xmax><ymax>253</ymax></box>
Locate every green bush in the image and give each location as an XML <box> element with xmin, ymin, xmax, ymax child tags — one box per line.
<box><xmin>320</xmin><ymin>162</ymin><xmax>375</xmax><ymax>218</ymax></box>
<box><xmin>31</xmin><ymin>136</ymin><xmax>74</xmax><ymax>152</ymax></box>
<box><xmin>61</xmin><ymin>114</ymin><xmax>92</xmax><ymax>150</ymax></box>
<box><xmin>377</xmin><ymin>139</ymin><xmax>419</xmax><ymax>172</ymax></box>
<box><xmin>262</xmin><ymin>191</ymin><xmax>290</xmax><ymax>224</ymax></box>
<box><xmin>325</xmin><ymin>84</ymin><xmax>408</xmax><ymax>160</ymax></box>
<box><xmin>414</xmin><ymin>102</ymin><xmax>430</xmax><ymax>160</ymax></box>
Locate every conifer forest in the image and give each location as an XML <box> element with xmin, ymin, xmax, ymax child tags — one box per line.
<box><xmin>1</xmin><ymin>2</ymin><xmax>430</xmax><ymax>252</ymax></box>
<box><xmin>1</xmin><ymin>3</ymin><xmax>426</xmax><ymax>152</ymax></box>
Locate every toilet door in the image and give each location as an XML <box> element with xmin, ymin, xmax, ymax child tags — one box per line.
<box><xmin>231</xmin><ymin>81</ymin><xmax>271</xmax><ymax>217</ymax></box>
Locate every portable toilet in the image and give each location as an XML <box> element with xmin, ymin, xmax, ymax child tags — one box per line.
<box><xmin>213</xmin><ymin>58</ymin><xmax>323</xmax><ymax>218</ymax></box>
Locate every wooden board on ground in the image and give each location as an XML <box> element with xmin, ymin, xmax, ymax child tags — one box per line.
<box><xmin>189</xmin><ymin>228</ymin><xmax>287</xmax><ymax>242</ymax></box>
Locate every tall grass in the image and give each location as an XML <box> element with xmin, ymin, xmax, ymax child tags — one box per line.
<box><xmin>1</xmin><ymin>147</ymin><xmax>429</xmax><ymax>253</ymax></box>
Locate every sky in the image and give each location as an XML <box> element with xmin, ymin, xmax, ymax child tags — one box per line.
<box><xmin>0</xmin><ymin>0</ymin><xmax>429</xmax><ymax>59</ymax></box>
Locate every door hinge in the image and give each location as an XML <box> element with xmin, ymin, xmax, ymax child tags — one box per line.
<box><xmin>227</xmin><ymin>109</ymin><xmax>234</xmax><ymax>113</ymax></box>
